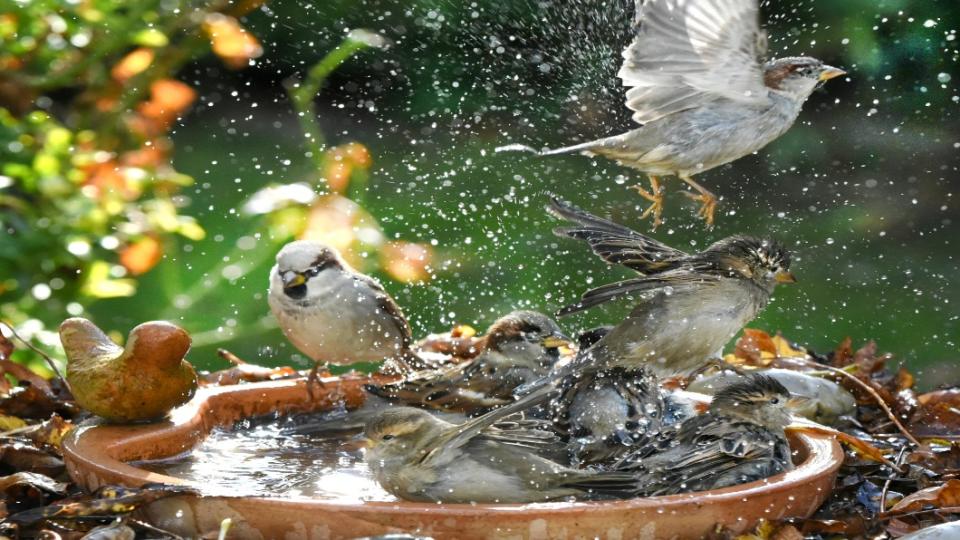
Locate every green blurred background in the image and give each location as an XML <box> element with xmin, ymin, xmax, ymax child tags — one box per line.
<box><xmin>2</xmin><ymin>0</ymin><xmax>958</xmax><ymax>387</ymax></box>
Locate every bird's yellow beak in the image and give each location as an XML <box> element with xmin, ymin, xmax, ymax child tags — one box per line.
<box><xmin>775</xmin><ymin>271</ymin><xmax>798</xmax><ymax>284</ymax></box>
<box><xmin>282</xmin><ymin>271</ymin><xmax>307</xmax><ymax>289</ymax></box>
<box><xmin>541</xmin><ymin>333</ymin><xmax>573</xmax><ymax>349</ymax></box>
<box><xmin>818</xmin><ymin>66</ymin><xmax>846</xmax><ymax>81</ymax></box>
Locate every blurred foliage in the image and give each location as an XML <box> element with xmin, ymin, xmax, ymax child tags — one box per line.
<box><xmin>0</xmin><ymin>1</ymin><xmax>434</xmax><ymax>372</ymax></box>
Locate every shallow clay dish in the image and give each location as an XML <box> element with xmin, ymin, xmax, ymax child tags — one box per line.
<box><xmin>63</xmin><ymin>376</ymin><xmax>843</xmax><ymax>540</ymax></box>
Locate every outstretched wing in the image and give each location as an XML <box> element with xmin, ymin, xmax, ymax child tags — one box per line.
<box><xmin>547</xmin><ymin>196</ymin><xmax>688</xmax><ymax>273</ymax></box>
<box><xmin>557</xmin><ymin>269</ymin><xmax>719</xmax><ymax>316</ymax></box>
<box><xmin>620</xmin><ymin>0</ymin><xmax>769</xmax><ymax>125</ymax></box>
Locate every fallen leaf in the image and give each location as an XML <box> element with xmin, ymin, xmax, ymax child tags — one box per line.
<box><xmin>889</xmin><ymin>479</ymin><xmax>960</xmax><ymax>514</ymax></box>
<box><xmin>909</xmin><ymin>389</ymin><xmax>960</xmax><ymax>440</ymax></box>
<box><xmin>3</xmin><ymin>484</ymin><xmax>198</xmax><ymax>526</ymax></box>
<box><xmin>0</xmin><ymin>415</ymin><xmax>27</xmax><ymax>431</ymax></box>
<box><xmin>789</xmin><ymin>424</ymin><xmax>894</xmax><ymax>467</ymax></box>
<box><xmin>0</xmin><ymin>442</ymin><xmax>64</xmax><ymax>476</ymax></box>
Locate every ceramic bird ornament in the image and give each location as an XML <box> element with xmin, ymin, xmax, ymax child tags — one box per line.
<box><xmin>59</xmin><ymin>318</ymin><xmax>198</xmax><ymax>423</ymax></box>
<box><xmin>499</xmin><ymin>0</ymin><xmax>846</xmax><ymax>226</ymax></box>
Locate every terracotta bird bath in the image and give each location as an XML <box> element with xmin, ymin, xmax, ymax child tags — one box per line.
<box><xmin>62</xmin><ymin>376</ymin><xmax>843</xmax><ymax>540</ymax></box>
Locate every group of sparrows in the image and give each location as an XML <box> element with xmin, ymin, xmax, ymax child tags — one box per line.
<box><xmin>267</xmin><ymin>0</ymin><xmax>843</xmax><ymax>504</ymax></box>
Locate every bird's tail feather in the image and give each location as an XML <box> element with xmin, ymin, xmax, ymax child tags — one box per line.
<box><xmin>495</xmin><ymin>141</ymin><xmax>598</xmax><ymax>156</ymax></box>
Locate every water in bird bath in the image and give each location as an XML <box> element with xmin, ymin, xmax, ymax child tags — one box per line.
<box><xmin>132</xmin><ymin>414</ymin><xmax>392</xmax><ymax>501</ymax></box>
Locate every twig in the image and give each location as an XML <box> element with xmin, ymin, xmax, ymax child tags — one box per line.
<box><xmin>880</xmin><ymin>446</ymin><xmax>909</xmax><ymax>513</ymax></box>
<box><xmin>0</xmin><ymin>321</ymin><xmax>66</xmax><ymax>384</ymax></box>
<box><xmin>286</xmin><ymin>30</ymin><xmax>386</xmax><ymax>184</ymax></box>
<box><xmin>217</xmin><ymin>348</ymin><xmax>247</xmax><ymax>365</ymax></box>
<box><xmin>800</xmin><ymin>359</ymin><xmax>921</xmax><ymax>447</ymax></box>
<box><xmin>128</xmin><ymin>518</ymin><xmax>187</xmax><ymax>540</ymax></box>
<box><xmin>880</xmin><ymin>506</ymin><xmax>960</xmax><ymax>521</ymax></box>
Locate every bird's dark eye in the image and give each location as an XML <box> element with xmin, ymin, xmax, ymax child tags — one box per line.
<box><xmin>381</xmin><ymin>434</ymin><xmax>394</xmax><ymax>441</ymax></box>
<box><xmin>770</xmin><ymin>397</ymin><xmax>780</xmax><ymax>405</ymax></box>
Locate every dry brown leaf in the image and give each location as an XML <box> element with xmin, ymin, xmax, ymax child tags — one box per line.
<box><xmin>889</xmin><ymin>479</ymin><xmax>960</xmax><ymax>514</ymax></box>
<box><xmin>789</xmin><ymin>424</ymin><xmax>895</xmax><ymax>467</ymax></box>
<box><xmin>909</xmin><ymin>389</ymin><xmax>960</xmax><ymax>440</ymax></box>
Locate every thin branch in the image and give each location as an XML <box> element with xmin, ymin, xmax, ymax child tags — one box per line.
<box><xmin>286</xmin><ymin>30</ymin><xmax>386</xmax><ymax>184</ymax></box>
<box><xmin>0</xmin><ymin>321</ymin><xmax>66</xmax><ymax>383</ymax></box>
<box><xmin>799</xmin><ymin>359</ymin><xmax>921</xmax><ymax>447</ymax></box>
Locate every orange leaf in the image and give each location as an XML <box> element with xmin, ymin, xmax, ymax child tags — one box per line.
<box><xmin>203</xmin><ymin>14</ymin><xmax>263</xmax><ymax>69</ymax></box>
<box><xmin>788</xmin><ymin>424</ymin><xmax>894</xmax><ymax>466</ymax></box>
<box><xmin>139</xmin><ymin>79</ymin><xmax>196</xmax><ymax>124</ymax></box>
<box><xmin>111</xmin><ymin>48</ymin><xmax>154</xmax><ymax>82</ymax></box>
<box><xmin>119</xmin><ymin>236</ymin><xmax>163</xmax><ymax>276</ymax></box>
<box><xmin>889</xmin><ymin>479</ymin><xmax>960</xmax><ymax>514</ymax></box>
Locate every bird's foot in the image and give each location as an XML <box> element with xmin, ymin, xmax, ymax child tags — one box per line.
<box><xmin>682</xmin><ymin>190</ymin><xmax>717</xmax><ymax>227</ymax></box>
<box><xmin>305</xmin><ymin>364</ymin><xmax>332</xmax><ymax>400</ymax></box>
<box><xmin>629</xmin><ymin>176</ymin><xmax>664</xmax><ymax>229</ymax></box>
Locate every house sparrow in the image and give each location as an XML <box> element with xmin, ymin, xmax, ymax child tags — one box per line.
<box><xmin>268</xmin><ymin>241</ymin><xmax>424</xmax><ymax>387</ymax></box>
<box><xmin>365</xmin><ymin>311</ymin><xmax>572</xmax><ymax>414</ymax></box>
<box><xmin>498</xmin><ymin>0</ymin><xmax>845</xmax><ymax>226</ymax></box>
<box><xmin>613</xmin><ymin>374</ymin><xmax>797</xmax><ymax>495</ymax></box>
<box><xmin>549</xmin><ymin>196</ymin><xmax>796</xmax><ymax>377</ymax></box>
<box><xmin>363</xmin><ymin>407</ymin><xmax>635</xmax><ymax>503</ymax></box>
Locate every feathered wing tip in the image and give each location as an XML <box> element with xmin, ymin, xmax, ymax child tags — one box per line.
<box><xmin>545</xmin><ymin>196</ymin><xmax>688</xmax><ymax>276</ymax></box>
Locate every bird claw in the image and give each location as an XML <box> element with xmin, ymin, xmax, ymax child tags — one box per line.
<box><xmin>682</xmin><ymin>191</ymin><xmax>717</xmax><ymax>227</ymax></box>
<box><xmin>629</xmin><ymin>182</ymin><xmax>664</xmax><ymax>229</ymax></box>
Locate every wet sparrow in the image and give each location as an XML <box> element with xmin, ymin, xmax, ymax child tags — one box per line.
<box><xmin>614</xmin><ymin>374</ymin><xmax>796</xmax><ymax>495</ymax></box>
<box><xmin>268</xmin><ymin>241</ymin><xmax>423</xmax><ymax>387</ymax></box>
<box><xmin>499</xmin><ymin>0</ymin><xmax>845</xmax><ymax>226</ymax></box>
<box><xmin>365</xmin><ymin>311</ymin><xmax>571</xmax><ymax>414</ymax></box>
<box><xmin>363</xmin><ymin>407</ymin><xmax>635</xmax><ymax>503</ymax></box>
<box><xmin>549</xmin><ymin>197</ymin><xmax>796</xmax><ymax>377</ymax></box>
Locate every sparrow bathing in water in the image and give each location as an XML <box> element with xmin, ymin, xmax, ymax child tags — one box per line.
<box><xmin>363</xmin><ymin>407</ymin><xmax>635</xmax><ymax>503</ymax></box>
<box><xmin>613</xmin><ymin>374</ymin><xmax>797</xmax><ymax>495</ymax></box>
<box><xmin>268</xmin><ymin>241</ymin><xmax>423</xmax><ymax>390</ymax></box>
<box><xmin>498</xmin><ymin>0</ymin><xmax>846</xmax><ymax>226</ymax></box>
<box><xmin>549</xmin><ymin>196</ymin><xmax>796</xmax><ymax>377</ymax></box>
<box><xmin>365</xmin><ymin>311</ymin><xmax>571</xmax><ymax>414</ymax></box>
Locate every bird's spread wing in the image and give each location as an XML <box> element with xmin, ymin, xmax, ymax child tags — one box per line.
<box><xmin>365</xmin><ymin>359</ymin><xmax>523</xmax><ymax>413</ymax></box>
<box><xmin>557</xmin><ymin>268</ymin><xmax>719</xmax><ymax>316</ymax></box>
<box><xmin>620</xmin><ymin>0</ymin><xmax>769</xmax><ymax>124</ymax></box>
<box><xmin>547</xmin><ymin>197</ymin><xmax>688</xmax><ymax>273</ymax></box>
<box><xmin>419</xmin><ymin>380</ymin><xmax>558</xmax><ymax>466</ymax></box>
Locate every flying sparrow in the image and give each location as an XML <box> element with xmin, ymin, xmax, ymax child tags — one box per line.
<box><xmin>614</xmin><ymin>374</ymin><xmax>796</xmax><ymax>495</ymax></box>
<box><xmin>549</xmin><ymin>196</ymin><xmax>796</xmax><ymax>377</ymax></box>
<box><xmin>363</xmin><ymin>407</ymin><xmax>635</xmax><ymax>503</ymax></box>
<box><xmin>365</xmin><ymin>311</ymin><xmax>572</xmax><ymax>414</ymax></box>
<box><xmin>268</xmin><ymin>240</ymin><xmax>424</xmax><ymax>388</ymax></box>
<box><xmin>498</xmin><ymin>0</ymin><xmax>846</xmax><ymax>226</ymax></box>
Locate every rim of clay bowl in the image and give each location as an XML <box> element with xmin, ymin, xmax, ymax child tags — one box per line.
<box><xmin>62</xmin><ymin>376</ymin><xmax>843</xmax><ymax>518</ymax></box>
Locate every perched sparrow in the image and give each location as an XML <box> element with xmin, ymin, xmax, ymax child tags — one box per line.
<box><xmin>365</xmin><ymin>311</ymin><xmax>572</xmax><ymax>414</ymax></box>
<box><xmin>549</xmin><ymin>197</ymin><xmax>796</xmax><ymax>377</ymax></box>
<box><xmin>499</xmin><ymin>0</ymin><xmax>845</xmax><ymax>226</ymax></box>
<box><xmin>363</xmin><ymin>407</ymin><xmax>635</xmax><ymax>503</ymax></box>
<box><xmin>614</xmin><ymin>374</ymin><xmax>796</xmax><ymax>495</ymax></box>
<box><xmin>268</xmin><ymin>241</ymin><xmax>423</xmax><ymax>386</ymax></box>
